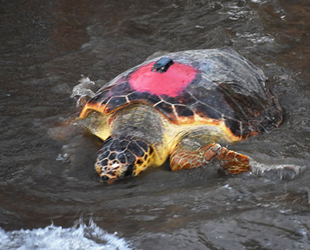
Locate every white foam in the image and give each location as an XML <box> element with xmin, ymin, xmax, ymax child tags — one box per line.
<box><xmin>71</xmin><ymin>76</ymin><xmax>97</xmax><ymax>107</ymax></box>
<box><xmin>0</xmin><ymin>219</ymin><xmax>131</xmax><ymax>250</ymax></box>
<box><xmin>249</xmin><ymin>159</ymin><xmax>306</xmax><ymax>180</ymax></box>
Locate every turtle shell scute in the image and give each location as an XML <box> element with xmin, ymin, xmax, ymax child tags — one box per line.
<box><xmin>174</xmin><ymin>105</ymin><xmax>194</xmax><ymax>117</ymax></box>
<box><xmin>153</xmin><ymin>101</ymin><xmax>177</xmax><ymax>122</ymax></box>
<box><xmin>105</xmin><ymin>96</ymin><xmax>129</xmax><ymax>113</ymax></box>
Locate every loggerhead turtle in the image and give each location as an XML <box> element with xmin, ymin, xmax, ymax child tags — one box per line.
<box><xmin>77</xmin><ymin>47</ymin><xmax>282</xmax><ymax>184</ymax></box>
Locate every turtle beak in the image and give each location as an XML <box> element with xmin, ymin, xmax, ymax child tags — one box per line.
<box><xmin>95</xmin><ymin>158</ymin><xmax>122</xmax><ymax>184</ymax></box>
<box><xmin>99</xmin><ymin>171</ymin><xmax>118</xmax><ymax>184</ymax></box>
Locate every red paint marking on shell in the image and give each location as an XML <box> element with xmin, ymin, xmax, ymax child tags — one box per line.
<box><xmin>129</xmin><ymin>62</ymin><xmax>196</xmax><ymax>97</ymax></box>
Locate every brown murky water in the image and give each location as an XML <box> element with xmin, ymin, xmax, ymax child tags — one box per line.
<box><xmin>0</xmin><ymin>0</ymin><xmax>309</xmax><ymax>249</ymax></box>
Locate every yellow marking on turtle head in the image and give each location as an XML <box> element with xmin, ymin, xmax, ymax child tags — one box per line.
<box><xmin>132</xmin><ymin>148</ymin><xmax>156</xmax><ymax>176</ymax></box>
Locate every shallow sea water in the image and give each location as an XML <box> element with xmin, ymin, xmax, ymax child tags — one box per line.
<box><xmin>0</xmin><ymin>0</ymin><xmax>310</xmax><ymax>249</ymax></box>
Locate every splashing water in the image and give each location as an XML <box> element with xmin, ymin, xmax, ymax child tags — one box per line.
<box><xmin>70</xmin><ymin>77</ymin><xmax>97</xmax><ymax>107</ymax></box>
<box><xmin>0</xmin><ymin>219</ymin><xmax>131</xmax><ymax>250</ymax></box>
<box><xmin>250</xmin><ymin>158</ymin><xmax>307</xmax><ymax>180</ymax></box>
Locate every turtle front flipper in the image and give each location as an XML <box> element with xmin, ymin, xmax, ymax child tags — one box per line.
<box><xmin>170</xmin><ymin>142</ymin><xmax>251</xmax><ymax>174</ymax></box>
<box><xmin>214</xmin><ymin>145</ymin><xmax>251</xmax><ymax>174</ymax></box>
<box><xmin>170</xmin><ymin>143</ymin><xmax>215</xmax><ymax>171</ymax></box>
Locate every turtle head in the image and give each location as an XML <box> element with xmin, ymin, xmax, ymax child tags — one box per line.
<box><xmin>95</xmin><ymin>136</ymin><xmax>155</xmax><ymax>184</ymax></box>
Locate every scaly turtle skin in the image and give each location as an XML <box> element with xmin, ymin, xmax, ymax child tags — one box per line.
<box><xmin>78</xmin><ymin>47</ymin><xmax>282</xmax><ymax>184</ymax></box>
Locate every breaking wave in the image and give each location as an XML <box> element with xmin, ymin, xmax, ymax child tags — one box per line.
<box><xmin>0</xmin><ymin>219</ymin><xmax>131</xmax><ymax>250</ymax></box>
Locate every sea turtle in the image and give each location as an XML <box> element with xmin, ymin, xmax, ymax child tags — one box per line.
<box><xmin>78</xmin><ymin>47</ymin><xmax>282</xmax><ymax>184</ymax></box>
